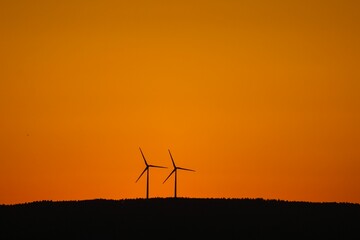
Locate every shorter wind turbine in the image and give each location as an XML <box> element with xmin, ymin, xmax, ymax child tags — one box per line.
<box><xmin>136</xmin><ymin>147</ymin><xmax>167</xmax><ymax>199</ymax></box>
<box><xmin>163</xmin><ymin>149</ymin><xmax>195</xmax><ymax>198</ymax></box>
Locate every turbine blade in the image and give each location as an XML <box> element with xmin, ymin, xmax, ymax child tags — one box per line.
<box><xmin>149</xmin><ymin>165</ymin><xmax>167</xmax><ymax>169</ymax></box>
<box><xmin>139</xmin><ymin>147</ymin><xmax>148</xmax><ymax>166</ymax></box>
<box><xmin>178</xmin><ymin>167</ymin><xmax>195</xmax><ymax>172</ymax></box>
<box><xmin>163</xmin><ymin>169</ymin><xmax>176</xmax><ymax>183</ymax></box>
<box><xmin>135</xmin><ymin>167</ymin><xmax>148</xmax><ymax>182</ymax></box>
<box><xmin>168</xmin><ymin>149</ymin><xmax>176</xmax><ymax>168</ymax></box>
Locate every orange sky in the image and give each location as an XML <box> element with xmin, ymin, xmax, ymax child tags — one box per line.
<box><xmin>1</xmin><ymin>0</ymin><xmax>359</xmax><ymax>204</ymax></box>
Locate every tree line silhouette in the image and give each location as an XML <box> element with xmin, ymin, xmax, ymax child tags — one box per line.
<box><xmin>1</xmin><ymin>198</ymin><xmax>359</xmax><ymax>239</ymax></box>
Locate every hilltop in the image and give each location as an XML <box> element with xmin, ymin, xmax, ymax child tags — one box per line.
<box><xmin>1</xmin><ymin>198</ymin><xmax>359</xmax><ymax>239</ymax></box>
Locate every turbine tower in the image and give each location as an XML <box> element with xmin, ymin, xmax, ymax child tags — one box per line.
<box><xmin>136</xmin><ymin>147</ymin><xmax>167</xmax><ymax>199</ymax></box>
<box><xmin>163</xmin><ymin>149</ymin><xmax>195</xmax><ymax>198</ymax></box>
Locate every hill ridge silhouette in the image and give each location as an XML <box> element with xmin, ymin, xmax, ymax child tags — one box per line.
<box><xmin>2</xmin><ymin>197</ymin><xmax>360</xmax><ymax>206</ymax></box>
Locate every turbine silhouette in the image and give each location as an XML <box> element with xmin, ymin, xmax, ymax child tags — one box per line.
<box><xmin>136</xmin><ymin>147</ymin><xmax>167</xmax><ymax>199</ymax></box>
<box><xmin>163</xmin><ymin>149</ymin><xmax>195</xmax><ymax>198</ymax></box>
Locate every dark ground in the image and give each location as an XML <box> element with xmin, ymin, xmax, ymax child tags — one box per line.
<box><xmin>0</xmin><ymin>198</ymin><xmax>359</xmax><ymax>239</ymax></box>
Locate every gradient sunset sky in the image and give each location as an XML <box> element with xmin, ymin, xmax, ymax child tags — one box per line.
<box><xmin>1</xmin><ymin>0</ymin><xmax>359</xmax><ymax>204</ymax></box>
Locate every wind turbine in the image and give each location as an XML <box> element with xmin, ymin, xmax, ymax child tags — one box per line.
<box><xmin>163</xmin><ymin>149</ymin><xmax>195</xmax><ymax>198</ymax></box>
<box><xmin>136</xmin><ymin>147</ymin><xmax>167</xmax><ymax>199</ymax></box>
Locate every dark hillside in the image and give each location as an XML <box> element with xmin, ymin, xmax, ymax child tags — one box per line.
<box><xmin>0</xmin><ymin>198</ymin><xmax>359</xmax><ymax>239</ymax></box>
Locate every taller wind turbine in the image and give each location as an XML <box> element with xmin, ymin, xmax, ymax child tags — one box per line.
<box><xmin>163</xmin><ymin>149</ymin><xmax>195</xmax><ymax>198</ymax></box>
<box><xmin>136</xmin><ymin>147</ymin><xmax>167</xmax><ymax>199</ymax></box>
